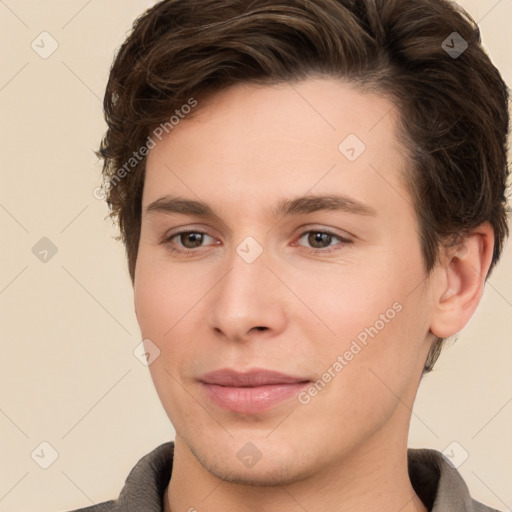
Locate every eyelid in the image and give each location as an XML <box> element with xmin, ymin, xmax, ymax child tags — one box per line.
<box><xmin>161</xmin><ymin>224</ymin><xmax>353</xmax><ymax>258</ymax></box>
<box><xmin>292</xmin><ymin>227</ymin><xmax>352</xmax><ymax>252</ymax></box>
<box><xmin>162</xmin><ymin>225</ymin><xmax>351</xmax><ymax>242</ymax></box>
<box><xmin>163</xmin><ymin>228</ymin><xmax>217</xmax><ymax>249</ymax></box>
<box><xmin>163</xmin><ymin>224</ymin><xmax>218</xmax><ymax>241</ymax></box>
<box><xmin>293</xmin><ymin>224</ymin><xmax>353</xmax><ymax>240</ymax></box>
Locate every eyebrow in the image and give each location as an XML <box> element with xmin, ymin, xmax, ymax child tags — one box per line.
<box><xmin>144</xmin><ymin>194</ymin><xmax>377</xmax><ymax>220</ymax></box>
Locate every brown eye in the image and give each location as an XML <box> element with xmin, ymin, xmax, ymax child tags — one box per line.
<box><xmin>307</xmin><ymin>232</ymin><xmax>334</xmax><ymax>249</ymax></box>
<box><xmin>295</xmin><ymin>229</ymin><xmax>352</xmax><ymax>254</ymax></box>
<box><xmin>163</xmin><ymin>230</ymin><xmax>217</xmax><ymax>254</ymax></box>
<box><xmin>179</xmin><ymin>232</ymin><xmax>206</xmax><ymax>249</ymax></box>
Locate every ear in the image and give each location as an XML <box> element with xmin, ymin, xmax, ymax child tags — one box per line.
<box><xmin>430</xmin><ymin>222</ymin><xmax>494</xmax><ymax>338</ymax></box>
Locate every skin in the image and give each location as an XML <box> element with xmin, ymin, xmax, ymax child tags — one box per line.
<box><xmin>133</xmin><ymin>77</ymin><xmax>494</xmax><ymax>512</ymax></box>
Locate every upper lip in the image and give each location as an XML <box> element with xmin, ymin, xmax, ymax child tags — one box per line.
<box><xmin>199</xmin><ymin>368</ymin><xmax>310</xmax><ymax>387</ymax></box>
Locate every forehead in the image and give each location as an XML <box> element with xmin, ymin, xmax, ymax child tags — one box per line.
<box><xmin>142</xmin><ymin>77</ymin><xmax>411</xmax><ymax>221</ymax></box>
<box><xmin>155</xmin><ymin>78</ymin><xmax>400</xmax><ymax>154</ymax></box>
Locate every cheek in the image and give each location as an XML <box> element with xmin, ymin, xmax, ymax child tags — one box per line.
<box><xmin>287</xmin><ymin>257</ymin><xmax>400</xmax><ymax>341</ymax></box>
<box><xmin>290</xmin><ymin>252</ymin><xmax>428</xmax><ymax>397</ymax></box>
<box><xmin>134</xmin><ymin>251</ymin><xmax>201</xmax><ymax>338</ymax></box>
<box><xmin>133</xmin><ymin>255</ymin><xmax>214</xmax><ymax>389</ymax></box>
<box><xmin>134</xmin><ymin>272</ymin><xmax>168</xmax><ymax>339</ymax></box>
<box><xmin>134</xmin><ymin>261</ymin><xmax>196</xmax><ymax>419</ymax></box>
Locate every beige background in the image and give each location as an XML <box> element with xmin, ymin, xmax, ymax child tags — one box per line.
<box><xmin>0</xmin><ymin>1</ymin><xmax>511</xmax><ymax>511</ymax></box>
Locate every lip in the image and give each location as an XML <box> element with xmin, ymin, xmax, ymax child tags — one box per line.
<box><xmin>199</xmin><ymin>368</ymin><xmax>311</xmax><ymax>413</ymax></box>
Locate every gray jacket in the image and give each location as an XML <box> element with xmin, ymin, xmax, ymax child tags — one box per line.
<box><xmin>64</xmin><ymin>442</ymin><xmax>503</xmax><ymax>512</ymax></box>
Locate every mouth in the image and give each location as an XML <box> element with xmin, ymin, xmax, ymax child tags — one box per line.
<box><xmin>199</xmin><ymin>368</ymin><xmax>311</xmax><ymax>413</ymax></box>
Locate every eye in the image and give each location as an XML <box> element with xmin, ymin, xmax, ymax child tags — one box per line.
<box><xmin>161</xmin><ymin>228</ymin><xmax>352</xmax><ymax>256</ymax></box>
<box><xmin>163</xmin><ymin>230</ymin><xmax>217</xmax><ymax>254</ymax></box>
<box><xmin>295</xmin><ymin>229</ymin><xmax>351</xmax><ymax>253</ymax></box>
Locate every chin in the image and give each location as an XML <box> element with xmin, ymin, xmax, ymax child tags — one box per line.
<box><xmin>185</xmin><ymin>434</ymin><xmax>320</xmax><ymax>487</ymax></box>
<box><xmin>197</xmin><ymin>453</ymin><xmax>311</xmax><ymax>487</ymax></box>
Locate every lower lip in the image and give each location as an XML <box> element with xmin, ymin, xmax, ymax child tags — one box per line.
<box><xmin>200</xmin><ymin>382</ymin><xmax>310</xmax><ymax>413</ymax></box>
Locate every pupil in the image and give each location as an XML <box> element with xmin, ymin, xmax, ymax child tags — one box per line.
<box><xmin>183</xmin><ymin>232</ymin><xmax>202</xmax><ymax>248</ymax></box>
<box><xmin>310</xmin><ymin>232</ymin><xmax>330</xmax><ymax>248</ymax></box>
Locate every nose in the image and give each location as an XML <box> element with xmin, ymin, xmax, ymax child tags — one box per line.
<box><xmin>205</xmin><ymin>243</ymin><xmax>288</xmax><ymax>343</ymax></box>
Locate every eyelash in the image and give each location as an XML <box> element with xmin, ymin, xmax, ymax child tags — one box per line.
<box><xmin>162</xmin><ymin>229</ymin><xmax>352</xmax><ymax>256</ymax></box>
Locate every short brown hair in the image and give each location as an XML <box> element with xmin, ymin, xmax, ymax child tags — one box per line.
<box><xmin>97</xmin><ymin>0</ymin><xmax>510</xmax><ymax>373</ymax></box>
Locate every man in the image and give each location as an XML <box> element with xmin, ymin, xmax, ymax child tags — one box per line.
<box><xmin>71</xmin><ymin>0</ymin><xmax>510</xmax><ymax>510</ymax></box>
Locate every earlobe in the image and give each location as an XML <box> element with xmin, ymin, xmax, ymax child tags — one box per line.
<box><xmin>430</xmin><ymin>223</ymin><xmax>494</xmax><ymax>339</ymax></box>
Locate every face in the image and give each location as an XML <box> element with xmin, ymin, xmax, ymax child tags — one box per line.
<box><xmin>134</xmin><ymin>77</ymin><xmax>437</xmax><ymax>485</ymax></box>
